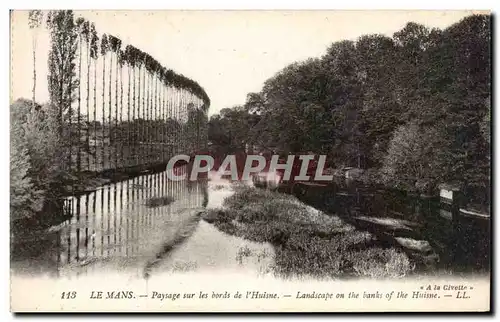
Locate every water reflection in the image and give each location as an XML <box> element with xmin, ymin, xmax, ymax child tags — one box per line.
<box><xmin>12</xmin><ymin>172</ymin><xmax>489</xmax><ymax>278</ymax></box>
<box><xmin>12</xmin><ymin>165</ymin><xmax>208</xmax><ymax>278</ymax></box>
<box><xmin>289</xmin><ymin>179</ymin><xmax>490</xmax><ymax>273</ymax></box>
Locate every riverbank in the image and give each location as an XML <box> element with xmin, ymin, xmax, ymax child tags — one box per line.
<box><xmin>202</xmin><ymin>185</ymin><xmax>415</xmax><ymax>279</ymax></box>
<box><xmin>146</xmin><ymin>178</ymin><xmax>275</xmax><ymax>277</ymax></box>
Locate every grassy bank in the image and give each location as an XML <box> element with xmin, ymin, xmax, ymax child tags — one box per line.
<box><xmin>202</xmin><ymin>186</ymin><xmax>414</xmax><ymax>279</ymax></box>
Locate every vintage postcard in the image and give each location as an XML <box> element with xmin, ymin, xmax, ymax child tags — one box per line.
<box><xmin>10</xmin><ymin>10</ymin><xmax>491</xmax><ymax>312</ymax></box>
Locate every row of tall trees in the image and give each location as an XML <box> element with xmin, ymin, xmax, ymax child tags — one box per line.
<box><xmin>209</xmin><ymin>15</ymin><xmax>490</xmax><ymax>204</ymax></box>
<box><xmin>11</xmin><ymin>10</ymin><xmax>211</xmax><ymax>222</ymax></box>
<box><xmin>42</xmin><ymin>10</ymin><xmax>210</xmax><ymax>172</ymax></box>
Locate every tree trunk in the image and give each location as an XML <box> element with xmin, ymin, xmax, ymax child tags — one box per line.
<box><xmin>149</xmin><ymin>71</ymin><xmax>153</xmax><ymax>162</ymax></box>
<box><xmin>108</xmin><ymin>52</ymin><xmax>113</xmax><ymax>168</ymax></box>
<box><xmin>77</xmin><ymin>33</ymin><xmax>82</xmax><ymax>174</ymax></box>
<box><xmin>137</xmin><ymin>65</ymin><xmax>142</xmax><ymax>166</ymax></box>
<box><xmin>32</xmin><ymin>34</ymin><xmax>36</xmax><ymax>108</ymax></box>
<box><xmin>142</xmin><ymin>67</ymin><xmax>146</xmax><ymax>164</ymax></box>
<box><xmin>102</xmin><ymin>52</ymin><xmax>106</xmax><ymax>170</ymax></box>
<box><xmin>132</xmin><ymin>65</ymin><xmax>137</xmax><ymax>166</ymax></box>
<box><xmin>113</xmin><ymin>51</ymin><xmax>118</xmax><ymax>168</ymax></box>
<box><xmin>86</xmin><ymin>40</ymin><xmax>91</xmax><ymax>171</ymax></box>
<box><xmin>154</xmin><ymin>75</ymin><xmax>158</xmax><ymax>161</ymax></box>
<box><xmin>145</xmin><ymin>68</ymin><xmax>149</xmax><ymax>164</ymax></box>
<box><xmin>93</xmin><ymin>56</ymin><xmax>97</xmax><ymax>172</ymax></box>
<box><xmin>117</xmin><ymin>58</ymin><xmax>121</xmax><ymax>168</ymax></box>
<box><xmin>127</xmin><ymin>65</ymin><xmax>131</xmax><ymax>168</ymax></box>
<box><xmin>161</xmin><ymin>81</ymin><xmax>165</xmax><ymax>161</ymax></box>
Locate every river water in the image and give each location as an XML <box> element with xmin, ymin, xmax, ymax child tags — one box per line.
<box><xmin>11</xmin><ymin>167</ymin><xmax>489</xmax><ymax>279</ymax></box>
<box><xmin>288</xmin><ymin>179</ymin><xmax>490</xmax><ymax>274</ymax></box>
<box><xmin>11</xmin><ymin>167</ymin><xmax>275</xmax><ymax>279</ymax></box>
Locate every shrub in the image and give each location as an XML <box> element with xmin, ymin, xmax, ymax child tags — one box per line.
<box><xmin>206</xmin><ymin>186</ymin><xmax>415</xmax><ymax>279</ymax></box>
<box><xmin>10</xmin><ymin>100</ymin><xmax>44</xmax><ymax>221</ymax></box>
<box><xmin>10</xmin><ymin>99</ymin><xmax>68</xmax><ymax>222</ymax></box>
<box><xmin>380</xmin><ymin>121</ymin><xmax>447</xmax><ymax>193</ymax></box>
<box><xmin>349</xmin><ymin>247</ymin><xmax>415</xmax><ymax>278</ymax></box>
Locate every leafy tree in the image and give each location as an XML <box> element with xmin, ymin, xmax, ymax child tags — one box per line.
<box><xmin>46</xmin><ymin>10</ymin><xmax>81</xmax><ymax>182</ymax></box>
<box><xmin>89</xmin><ymin>23</ymin><xmax>99</xmax><ymax>167</ymax></box>
<box><xmin>380</xmin><ymin>121</ymin><xmax>448</xmax><ymax>193</ymax></box>
<box><xmin>28</xmin><ymin>10</ymin><xmax>43</xmax><ymax>108</ymax></box>
<box><xmin>10</xmin><ymin>100</ymin><xmax>43</xmax><ymax>221</ymax></box>
<box><xmin>81</xmin><ymin>19</ymin><xmax>91</xmax><ymax>169</ymax></box>
<box><xmin>355</xmin><ymin>34</ymin><xmax>401</xmax><ymax>168</ymax></box>
<box><xmin>10</xmin><ymin>99</ymin><xmax>68</xmax><ymax>221</ymax></box>
<box><xmin>108</xmin><ymin>34</ymin><xmax>122</xmax><ymax>166</ymax></box>
<box><xmin>46</xmin><ymin>10</ymin><xmax>79</xmax><ymax>135</ymax></box>
<box><xmin>210</xmin><ymin>14</ymin><xmax>490</xmax><ymax>205</ymax></box>
<box><xmin>100</xmin><ymin>33</ymin><xmax>109</xmax><ymax>168</ymax></box>
<box><xmin>75</xmin><ymin>17</ymin><xmax>84</xmax><ymax>173</ymax></box>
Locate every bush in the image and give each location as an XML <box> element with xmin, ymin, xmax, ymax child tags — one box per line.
<box><xmin>10</xmin><ymin>100</ymin><xmax>43</xmax><ymax>221</ymax></box>
<box><xmin>10</xmin><ymin>99</ymin><xmax>67</xmax><ymax>222</ymax></box>
<box><xmin>206</xmin><ymin>186</ymin><xmax>415</xmax><ymax>279</ymax></box>
<box><xmin>380</xmin><ymin>121</ymin><xmax>447</xmax><ymax>193</ymax></box>
<box><xmin>349</xmin><ymin>247</ymin><xmax>414</xmax><ymax>278</ymax></box>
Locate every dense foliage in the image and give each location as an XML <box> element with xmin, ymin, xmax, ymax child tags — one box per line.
<box><xmin>11</xmin><ymin>10</ymin><xmax>211</xmax><ymax>223</ymax></box>
<box><xmin>209</xmin><ymin>15</ymin><xmax>491</xmax><ymax>200</ymax></box>
<box><xmin>10</xmin><ymin>99</ymin><xmax>67</xmax><ymax>221</ymax></box>
<box><xmin>203</xmin><ymin>186</ymin><xmax>415</xmax><ymax>278</ymax></box>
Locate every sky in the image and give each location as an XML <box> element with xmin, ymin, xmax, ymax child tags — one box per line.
<box><xmin>10</xmin><ymin>10</ymin><xmax>479</xmax><ymax>116</ymax></box>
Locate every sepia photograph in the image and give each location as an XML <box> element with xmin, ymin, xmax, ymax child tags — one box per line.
<box><xmin>9</xmin><ymin>9</ymin><xmax>491</xmax><ymax>312</ymax></box>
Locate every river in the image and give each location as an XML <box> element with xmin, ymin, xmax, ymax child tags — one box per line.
<box><xmin>10</xmin><ymin>168</ymin><xmax>489</xmax><ymax>279</ymax></box>
<box><xmin>10</xmin><ymin>167</ymin><xmax>275</xmax><ymax>279</ymax></box>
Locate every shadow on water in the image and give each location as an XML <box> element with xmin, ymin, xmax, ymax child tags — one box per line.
<box><xmin>281</xmin><ymin>178</ymin><xmax>490</xmax><ymax>275</ymax></box>
<box><xmin>11</xmin><ymin>165</ymin><xmax>209</xmax><ymax>278</ymax></box>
